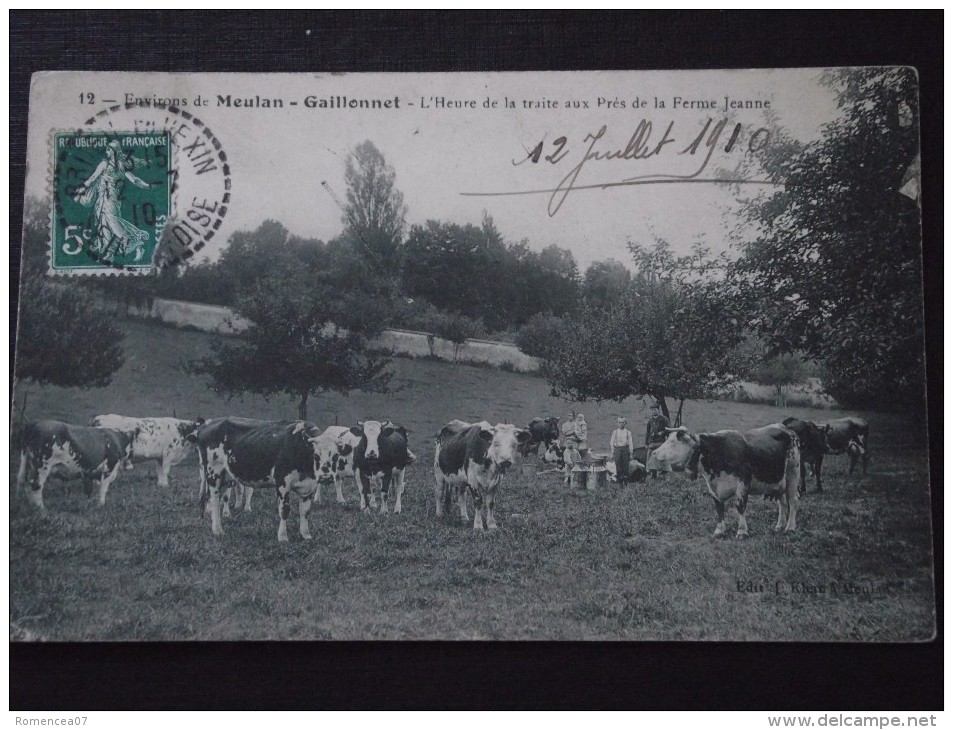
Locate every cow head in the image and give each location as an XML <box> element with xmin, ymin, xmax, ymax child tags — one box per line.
<box><xmin>351</xmin><ymin>420</ymin><xmax>386</xmax><ymax>462</ymax></box>
<box><xmin>652</xmin><ymin>427</ymin><xmax>699</xmax><ymax>475</ymax></box>
<box><xmin>479</xmin><ymin>422</ymin><xmax>532</xmax><ymax>473</ymax></box>
<box><xmin>309</xmin><ymin>433</ymin><xmax>353</xmax><ymax>483</ymax></box>
<box><xmin>178</xmin><ymin>417</ymin><xmax>205</xmax><ymax>441</ymax></box>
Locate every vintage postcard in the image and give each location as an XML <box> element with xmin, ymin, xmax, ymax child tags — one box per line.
<box><xmin>12</xmin><ymin>69</ymin><xmax>932</xmax><ymax>641</ymax></box>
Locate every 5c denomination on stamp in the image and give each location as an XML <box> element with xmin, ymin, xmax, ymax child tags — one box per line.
<box><xmin>52</xmin><ymin>131</ymin><xmax>171</xmax><ymax>272</ymax></box>
<box><xmin>49</xmin><ymin>100</ymin><xmax>232</xmax><ymax>275</ymax></box>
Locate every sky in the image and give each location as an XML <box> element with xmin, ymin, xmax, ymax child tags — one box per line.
<box><xmin>24</xmin><ymin>69</ymin><xmax>841</xmax><ymax>272</ymax></box>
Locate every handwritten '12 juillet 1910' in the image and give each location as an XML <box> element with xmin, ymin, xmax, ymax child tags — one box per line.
<box><xmin>463</xmin><ymin>118</ymin><xmax>780</xmax><ymax>216</ymax></box>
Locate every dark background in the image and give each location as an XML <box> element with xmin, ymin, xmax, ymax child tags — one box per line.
<box><xmin>9</xmin><ymin>10</ymin><xmax>943</xmax><ymax>710</ymax></box>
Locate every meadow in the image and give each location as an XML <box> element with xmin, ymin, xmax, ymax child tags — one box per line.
<box><xmin>10</xmin><ymin>320</ymin><xmax>936</xmax><ymax>641</ymax></box>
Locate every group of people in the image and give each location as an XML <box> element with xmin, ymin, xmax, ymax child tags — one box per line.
<box><xmin>559</xmin><ymin>402</ymin><xmax>672</xmax><ymax>488</ymax></box>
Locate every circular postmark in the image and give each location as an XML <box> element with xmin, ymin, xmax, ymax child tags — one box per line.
<box><xmin>51</xmin><ymin>101</ymin><xmax>231</xmax><ymax>274</ymax></box>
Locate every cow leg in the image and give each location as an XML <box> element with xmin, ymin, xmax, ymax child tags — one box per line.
<box><xmin>97</xmin><ymin>460</ymin><xmax>124</xmax><ymax>506</ymax></box>
<box><xmin>334</xmin><ymin>475</ymin><xmax>346</xmax><ymax>505</ymax></box>
<box><xmin>295</xmin><ymin>481</ymin><xmax>315</xmax><ymax>541</ymax></box>
<box><xmin>220</xmin><ymin>484</ymin><xmax>234</xmax><ymax>520</ymax></box>
<box><xmin>457</xmin><ymin>485</ymin><xmax>470</xmax><ymax>522</ymax></box>
<box><xmin>434</xmin><ymin>476</ymin><xmax>446</xmax><ymax>518</ymax></box>
<box><xmin>711</xmin><ymin>497</ymin><xmax>728</xmax><ymax>537</ymax></box>
<box><xmin>471</xmin><ymin>490</ymin><xmax>485</xmax><ymax>531</ymax></box>
<box><xmin>207</xmin><ymin>473</ymin><xmax>225</xmax><ymax>536</ymax></box>
<box><xmin>798</xmin><ymin>460</ymin><xmax>807</xmax><ymax>496</ymax></box>
<box><xmin>485</xmin><ymin>487</ymin><xmax>498</xmax><ymax>529</ymax></box>
<box><xmin>393</xmin><ymin>468</ymin><xmax>405</xmax><ymax>514</ymax></box>
<box><xmin>735</xmin><ymin>493</ymin><xmax>750</xmax><ymax>539</ymax></box>
<box><xmin>369</xmin><ymin>477</ymin><xmax>379</xmax><ymax>509</ymax></box>
<box><xmin>157</xmin><ymin>455</ymin><xmax>172</xmax><ymax>488</ymax></box>
<box><xmin>19</xmin><ymin>451</ymin><xmax>46</xmax><ymax>513</ymax></box>
<box><xmin>356</xmin><ymin>474</ymin><xmax>368</xmax><ymax>510</ymax></box>
<box><xmin>359</xmin><ymin>472</ymin><xmax>374</xmax><ymax>515</ymax></box>
<box><xmin>298</xmin><ymin>495</ymin><xmax>314</xmax><ymax>540</ymax></box>
<box><xmin>774</xmin><ymin>493</ymin><xmax>787</xmax><ymax>531</ymax></box>
<box><xmin>277</xmin><ymin>485</ymin><xmax>292</xmax><ymax>542</ymax></box>
<box><xmin>243</xmin><ymin>485</ymin><xmax>254</xmax><ymax>512</ymax></box>
<box><xmin>861</xmin><ymin>437</ymin><xmax>869</xmax><ymax>476</ymax></box>
<box><xmin>783</xmin><ymin>474</ymin><xmax>799</xmax><ymax>533</ymax></box>
<box><xmin>784</xmin><ymin>495</ymin><xmax>799</xmax><ymax>532</ymax></box>
<box><xmin>379</xmin><ymin>471</ymin><xmax>392</xmax><ymax>515</ymax></box>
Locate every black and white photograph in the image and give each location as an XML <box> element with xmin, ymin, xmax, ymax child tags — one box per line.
<box><xmin>11</xmin><ymin>66</ymin><xmax>934</xmax><ymax>647</ymax></box>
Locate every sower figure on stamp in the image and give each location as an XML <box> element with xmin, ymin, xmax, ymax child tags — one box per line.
<box><xmin>644</xmin><ymin>401</ymin><xmax>671</xmax><ymax>479</ymax></box>
<box><xmin>610</xmin><ymin>417</ymin><xmax>634</xmax><ymax>488</ymax></box>
<box><xmin>72</xmin><ymin>140</ymin><xmax>152</xmax><ymax>262</ymax></box>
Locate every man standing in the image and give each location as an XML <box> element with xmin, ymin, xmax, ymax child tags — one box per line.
<box><xmin>644</xmin><ymin>401</ymin><xmax>671</xmax><ymax>479</ymax></box>
<box><xmin>610</xmin><ymin>417</ymin><xmax>634</xmax><ymax>487</ymax></box>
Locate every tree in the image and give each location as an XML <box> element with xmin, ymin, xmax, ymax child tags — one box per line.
<box><xmin>732</xmin><ymin>67</ymin><xmax>923</xmax><ymax>410</ymax></box>
<box><xmin>194</xmin><ymin>271</ymin><xmax>392</xmax><ymax>420</ymax></box>
<box><xmin>515</xmin><ymin>312</ymin><xmax>565</xmax><ymax>361</ymax></box>
<box><xmin>401</xmin><ymin>218</ymin><xmax>580</xmax><ymax>332</ymax></box>
<box><xmin>583</xmin><ymin>258</ymin><xmax>632</xmax><ymax>308</ymax></box>
<box><xmin>342</xmin><ymin>140</ymin><xmax>408</xmax><ymax>274</ymax></box>
<box><xmin>547</xmin><ymin>241</ymin><xmax>749</xmax><ymax>422</ymax></box>
<box><xmin>430</xmin><ymin>311</ymin><xmax>483</xmax><ymax>361</ymax></box>
<box><xmin>751</xmin><ymin>351</ymin><xmax>807</xmax><ymax>407</ymax></box>
<box><xmin>18</xmin><ymin>197</ymin><xmax>52</xmax><ymax>279</ymax></box>
<box><xmin>15</xmin><ymin>277</ymin><xmax>126</xmax><ymax>390</ymax></box>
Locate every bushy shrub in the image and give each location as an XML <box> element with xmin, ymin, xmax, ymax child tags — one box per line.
<box><xmin>515</xmin><ymin>312</ymin><xmax>564</xmax><ymax>360</ymax></box>
<box><xmin>16</xmin><ymin>277</ymin><xmax>125</xmax><ymax>388</ymax></box>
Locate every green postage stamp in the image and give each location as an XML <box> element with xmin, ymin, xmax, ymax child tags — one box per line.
<box><xmin>52</xmin><ymin>131</ymin><xmax>171</xmax><ymax>272</ymax></box>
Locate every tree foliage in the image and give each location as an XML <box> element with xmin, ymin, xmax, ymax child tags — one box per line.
<box><xmin>16</xmin><ymin>277</ymin><xmax>126</xmax><ymax>389</ymax></box>
<box><xmin>15</xmin><ymin>200</ymin><xmax>126</xmax><ymax>391</ymax></box>
<box><xmin>342</xmin><ymin>140</ymin><xmax>408</xmax><ymax>274</ymax></box>
<box><xmin>194</xmin><ymin>270</ymin><xmax>392</xmax><ymax>420</ymax></box>
<box><xmin>733</xmin><ymin>67</ymin><xmax>923</xmax><ymax>410</ymax></box>
<box><xmin>19</xmin><ymin>198</ymin><xmax>51</xmax><ymax>279</ymax></box>
<box><xmin>515</xmin><ymin>312</ymin><xmax>565</xmax><ymax>361</ymax></box>
<box><xmin>582</xmin><ymin>258</ymin><xmax>632</xmax><ymax>308</ymax></box>
<box><xmin>401</xmin><ymin>217</ymin><xmax>579</xmax><ymax>331</ymax></box>
<box><xmin>547</xmin><ymin>241</ymin><xmax>749</xmax><ymax>417</ymax></box>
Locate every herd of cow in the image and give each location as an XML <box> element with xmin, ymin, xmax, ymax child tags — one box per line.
<box><xmin>14</xmin><ymin>410</ymin><xmax>869</xmax><ymax>542</ymax></box>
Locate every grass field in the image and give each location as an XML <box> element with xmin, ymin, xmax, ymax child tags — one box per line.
<box><xmin>10</xmin><ymin>320</ymin><xmax>936</xmax><ymax>641</ymax></box>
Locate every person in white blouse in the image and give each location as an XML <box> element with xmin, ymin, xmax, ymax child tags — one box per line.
<box><xmin>610</xmin><ymin>417</ymin><xmax>634</xmax><ymax>487</ymax></box>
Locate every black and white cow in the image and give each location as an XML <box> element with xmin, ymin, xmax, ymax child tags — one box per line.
<box><xmin>350</xmin><ymin>420</ymin><xmax>415</xmax><ymax>514</ymax></box>
<box><xmin>192</xmin><ymin>417</ymin><xmax>325</xmax><ymax>541</ymax></box>
<box><xmin>433</xmin><ymin>420</ymin><xmax>532</xmax><ymax>530</ymax></box>
<box><xmin>782</xmin><ymin>416</ymin><xmax>829</xmax><ymax>493</ymax></box>
<box><xmin>17</xmin><ymin>420</ymin><xmax>134</xmax><ymax>510</ymax></box>
<box><xmin>518</xmin><ymin>416</ymin><xmax>561</xmax><ymax>457</ymax></box>
<box><xmin>819</xmin><ymin>417</ymin><xmax>869</xmax><ymax>476</ymax></box>
<box><xmin>90</xmin><ymin>414</ymin><xmax>203</xmax><ymax>488</ymax></box>
<box><xmin>312</xmin><ymin>425</ymin><xmax>364</xmax><ymax>506</ymax></box>
<box><xmin>653</xmin><ymin>424</ymin><xmax>801</xmax><ymax>538</ymax></box>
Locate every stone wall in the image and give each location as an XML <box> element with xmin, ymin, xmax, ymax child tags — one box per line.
<box><xmin>146</xmin><ymin>298</ymin><xmax>541</xmax><ymax>372</ymax></box>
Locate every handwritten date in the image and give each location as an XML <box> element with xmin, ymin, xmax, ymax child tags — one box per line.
<box><xmin>513</xmin><ymin>118</ymin><xmax>772</xmax><ymax>216</ymax></box>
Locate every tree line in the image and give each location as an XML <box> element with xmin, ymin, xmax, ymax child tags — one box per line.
<box><xmin>16</xmin><ymin>68</ymin><xmax>925</xmax><ymax>419</ymax></box>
